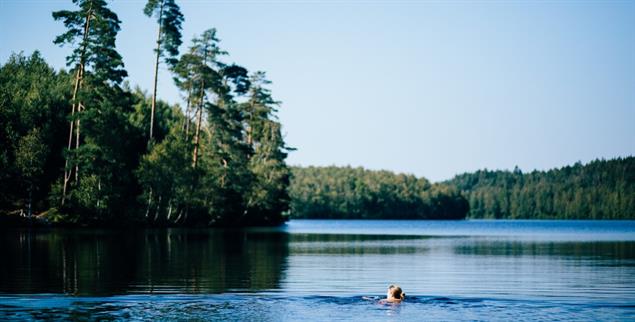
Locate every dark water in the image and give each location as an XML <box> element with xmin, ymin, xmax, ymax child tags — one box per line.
<box><xmin>1</xmin><ymin>220</ymin><xmax>634</xmax><ymax>321</ymax></box>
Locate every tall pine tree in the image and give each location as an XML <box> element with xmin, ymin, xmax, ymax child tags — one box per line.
<box><xmin>53</xmin><ymin>0</ymin><xmax>138</xmax><ymax>222</ymax></box>
<box><xmin>144</xmin><ymin>0</ymin><xmax>184</xmax><ymax>141</ymax></box>
<box><xmin>53</xmin><ymin>0</ymin><xmax>127</xmax><ymax>205</ymax></box>
<box><xmin>243</xmin><ymin>72</ymin><xmax>291</xmax><ymax>224</ymax></box>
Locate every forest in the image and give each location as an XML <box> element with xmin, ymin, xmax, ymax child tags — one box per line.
<box><xmin>0</xmin><ymin>0</ymin><xmax>470</xmax><ymax>226</ymax></box>
<box><xmin>446</xmin><ymin>157</ymin><xmax>634</xmax><ymax>219</ymax></box>
<box><xmin>1</xmin><ymin>1</ymin><xmax>632</xmax><ymax>226</ymax></box>
<box><xmin>0</xmin><ymin>0</ymin><xmax>291</xmax><ymax>226</ymax></box>
<box><xmin>288</xmin><ymin>159</ymin><xmax>634</xmax><ymax>220</ymax></box>
<box><xmin>289</xmin><ymin>166</ymin><xmax>469</xmax><ymax>219</ymax></box>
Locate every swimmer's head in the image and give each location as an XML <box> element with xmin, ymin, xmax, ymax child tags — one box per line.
<box><xmin>387</xmin><ymin>284</ymin><xmax>405</xmax><ymax>301</ymax></box>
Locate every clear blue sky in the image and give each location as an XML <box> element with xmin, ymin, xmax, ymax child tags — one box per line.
<box><xmin>1</xmin><ymin>0</ymin><xmax>633</xmax><ymax>182</ymax></box>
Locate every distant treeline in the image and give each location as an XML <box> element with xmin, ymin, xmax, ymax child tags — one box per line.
<box><xmin>445</xmin><ymin>157</ymin><xmax>634</xmax><ymax>219</ymax></box>
<box><xmin>289</xmin><ymin>166</ymin><xmax>469</xmax><ymax>219</ymax></box>
<box><xmin>0</xmin><ymin>0</ymin><xmax>291</xmax><ymax>227</ymax></box>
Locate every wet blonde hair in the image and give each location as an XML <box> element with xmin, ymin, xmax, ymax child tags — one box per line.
<box><xmin>388</xmin><ymin>284</ymin><xmax>405</xmax><ymax>300</ymax></box>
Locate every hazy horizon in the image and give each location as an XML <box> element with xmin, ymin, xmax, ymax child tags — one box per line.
<box><xmin>2</xmin><ymin>0</ymin><xmax>633</xmax><ymax>182</ymax></box>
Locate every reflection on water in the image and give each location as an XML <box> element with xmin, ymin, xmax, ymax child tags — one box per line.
<box><xmin>289</xmin><ymin>234</ymin><xmax>429</xmax><ymax>255</ymax></box>
<box><xmin>0</xmin><ymin>229</ymin><xmax>289</xmax><ymax>295</ymax></box>
<box><xmin>1</xmin><ymin>220</ymin><xmax>635</xmax><ymax>320</ymax></box>
<box><xmin>455</xmin><ymin>240</ymin><xmax>635</xmax><ymax>260</ymax></box>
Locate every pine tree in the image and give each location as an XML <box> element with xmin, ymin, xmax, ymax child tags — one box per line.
<box><xmin>144</xmin><ymin>0</ymin><xmax>184</xmax><ymax>141</ymax></box>
<box><xmin>53</xmin><ymin>0</ymin><xmax>133</xmax><ymax>220</ymax></box>
<box><xmin>170</xmin><ymin>29</ymin><xmax>229</xmax><ymax>224</ymax></box>
<box><xmin>185</xmin><ymin>29</ymin><xmax>226</xmax><ymax>169</ymax></box>
<box><xmin>201</xmin><ymin>63</ymin><xmax>252</xmax><ymax>225</ymax></box>
<box><xmin>243</xmin><ymin>72</ymin><xmax>291</xmax><ymax>224</ymax></box>
<box><xmin>53</xmin><ymin>0</ymin><xmax>127</xmax><ymax>205</ymax></box>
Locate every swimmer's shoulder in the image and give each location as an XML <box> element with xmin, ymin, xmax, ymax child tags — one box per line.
<box><xmin>381</xmin><ymin>298</ymin><xmax>402</xmax><ymax>304</ymax></box>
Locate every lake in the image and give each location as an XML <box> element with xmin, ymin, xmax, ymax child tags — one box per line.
<box><xmin>1</xmin><ymin>220</ymin><xmax>634</xmax><ymax>321</ymax></box>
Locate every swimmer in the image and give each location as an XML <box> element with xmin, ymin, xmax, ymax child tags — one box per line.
<box><xmin>380</xmin><ymin>284</ymin><xmax>405</xmax><ymax>303</ymax></box>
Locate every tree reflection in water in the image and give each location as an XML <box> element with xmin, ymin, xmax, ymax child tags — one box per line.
<box><xmin>0</xmin><ymin>229</ymin><xmax>289</xmax><ymax>295</ymax></box>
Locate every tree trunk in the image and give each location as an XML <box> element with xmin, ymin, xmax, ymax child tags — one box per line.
<box><xmin>220</xmin><ymin>159</ymin><xmax>228</xmax><ymax>187</ymax></box>
<box><xmin>154</xmin><ymin>194</ymin><xmax>162</xmax><ymax>222</ymax></box>
<box><xmin>61</xmin><ymin>69</ymin><xmax>79</xmax><ymax>205</ymax></box>
<box><xmin>192</xmin><ymin>105</ymin><xmax>202</xmax><ymax>168</ymax></box>
<box><xmin>184</xmin><ymin>83</ymin><xmax>192</xmax><ymax>137</ymax></box>
<box><xmin>27</xmin><ymin>184</ymin><xmax>33</xmax><ymax>219</ymax></box>
<box><xmin>149</xmin><ymin>0</ymin><xmax>165</xmax><ymax>141</ymax></box>
<box><xmin>192</xmin><ymin>80</ymin><xmax>205</xmax><ymax>169</ymax></box>
<box><xmin>61</xmin><ymin>7</ymin><xmax>92</xmax><ymax>205</ymax></box>
<box><xmin>166</xmin><ymin>198</ymin><xmax>173</xmax><ymax>221</ymax></box>
<box><xmin>145</xmin><ymin>188</ymin><xmax>153</xmax><ymax>218</ymax></box>
<box><xmin>96</xmin><ymin>177</ymin><xmax>101</xmax><ymax>208</ymax></box>
<box><xmin>174</xmin><ymin>209</ymin><xmax>183</xmax><ymax>224</ymax></box>
<box><xmin>74</xmin><ymin>102</ymin><xmax>82</xmax><ymax>183</ymax></box>
<box><xmin>247</xmin><ymin>101</ymin><xmax>254</xmax><ymax>146</ymax></box>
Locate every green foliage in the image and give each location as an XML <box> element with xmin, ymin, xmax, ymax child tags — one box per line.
<box><xmin>53</xmin><ymin>68</ymin><xmax>144</xmax><ymax>222</ymax></box>
<box><xmin>27</xmin><ymin>1</ymin><xmax>635</xmax><ymax>226</ymax></box>
<box><xmin>0</xmin><ymin>1</ymin><xmax>291</xmax><ymax>226</ymax></box>
<box><xmin>144</xmin><ymin>0</ymin><xmax>184</xmax><ymax>140</ymax></box>
<box><xmin>144</xmin><ymin>0</ymin><xmax>184</xmax><ymax>67</ymax></box>
<box><xmin>129</xmin><ymin>87</ymin><xmax>179</xmax><ymax>143</ymax></box>
<box><xmin>136</xmin><ymin>125</ymin><xmax>194</xmax><ymax>225</ymax></box>
<box><xmin>0</xmin><ymin>47</ymin><xmax>292</xmax><ymax>226</ymax></box>
<box><xmin>15</xmin><ymin>129</ymin><xmax>48</xmax><ymax>183</ymax></box>
<box><xmin>140</xmin><ymin>30</ymin><xmax>291</xmax><ymax>227</ymax></box>
<box><xmin>446</xmin><ymin>157</ymin><xmax>635</xmax><ymax>219</ymax></box>
<box><xmin>52</xmin><ymin>0</ymin><xmax>127</xmax><ymax>83</ymax></box>
<box><xmin>0</xmin><ymin>52</ymin><xmax>69</xmax><ymax>215</ymax></box>
<box><xmin>50</xmin><ymin>0</ymin><xmax>144</xmax><ymax>222</ymax></box>
<box><xmin>243</xmin><ymin>72</ymin><xmax>291</xmax><ymax>224</ymax></box>
<box><xmin>15</xmin><ymin>129</ymin><xmax>49</xmax><ymax>217</ymax></box>
<box><xmin>289</xmin><ymin>166</ymin><xmax>468</xmax><ymax>220</ymax></box>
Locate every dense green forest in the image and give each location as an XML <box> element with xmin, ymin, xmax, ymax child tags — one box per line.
<box><xmin>289</xmin><ymin>166</ymin><xmax>469</xmax><ymax>219</ymax></box>
<box><xmin>0</xmin><ymin>0</ymin><xmax>291</xmax><ymax>226</ymax></box>
<box><xmin>446</xmin><ymin>157</ymin><xmax>634</xmax><ymax>219</ymax></box>
<box><xmin>2</xmin><ymin>1</ymin><xmax>632</xmax><ymax>226</ymax></box>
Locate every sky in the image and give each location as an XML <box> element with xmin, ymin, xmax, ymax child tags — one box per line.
<box><xmin>1</xmin><ymin>0</ymin><xmax>633</xmax><ymax>182</ymax></box>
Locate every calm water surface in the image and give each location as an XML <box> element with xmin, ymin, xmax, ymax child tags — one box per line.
<box><xmin>1</xmin><ymin>220</ymin><xmax>634</xmax><ymax>321</ymax></box>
